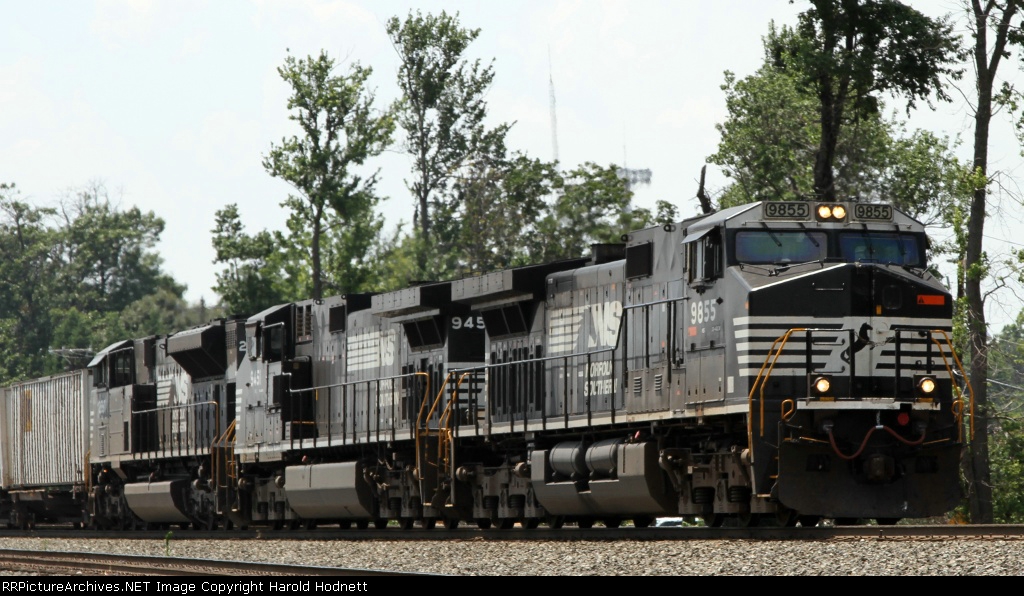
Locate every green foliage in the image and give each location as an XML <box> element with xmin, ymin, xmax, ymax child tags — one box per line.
<box><xmin>0</xmin><ymin>182</ymin><xmax>186</xmax><ymax>384</ymax></box>
<box><xmin>984</xmin><ymin>315</ymin><xmax>1024</xmax><ymax>522</ymax></box>
<box><xmin>55</xmin><ymin>183</ymin><xmax>183</xmax><ymax>312</ymax></box>
<box><xmin>211</xmin><ymin>204</ymin><xmax>291</xmax><ymax>315</ymax></box>
<box><xmin>711</xmin><ymin>25</ymin><xmax>968</xmax><ymax>222</ymax></box>
<box><xmin>532</xmin><ymin>163</ymin><xmax>650</xmax><ymax>263</ymax></box>
<box><xmin>263</xmin><ymin>50</ymin><xmax>394</xmax><ymax>299</ymax></box>
<box><xmin>387</xmin><ymin>10</ymin><xmax>511</xmax><ymax>277</ymax></box>
<box><xmin>768</xmin><ymin>0</ymin><xmax>961</xmax><ymax>200</ymax></box>
<box><xmin>0</xmin><ymin>184</ymin><xmax>61</xmax><ymax>380</ymax></box>
<box><xmin>449</xmin><ymin>153</ymin><xmax>559</xmax><ymax>275</ymax></box>
<box><xmin>710</xmin><ymin>63</ymin><xmax>819</xmax><ymax>204</ymax></box>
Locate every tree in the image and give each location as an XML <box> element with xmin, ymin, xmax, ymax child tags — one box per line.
<box><xmin>983</xmin><ymin>313</ymin><xmax>1024</xmax><ymax>522</ymax></box>
<box><xmin>0</xmin><ymin>182</ymin><xmax>187</xmax><ymax>383</ymax></box>
<box><xmin>55</xmin><ymin>183</ymin><xmax>183</xmax><ymax>313</ymax></box>
<box><xmin>532</xmin><ymin>163</ymin><xmax>654</xmax><ymax>263</ymax></box>
<box><xmin>263</xmin><ymin>51</ymin><xmax>394</xmax><ymax>300</ymax></box>
<box><xmin>710</xmin><ymin>41</ymin><xmax>968</xmax><ymax>225</ymax></box>
<box><xmin>0</xmin><ymin>184</ymin><xmax>60</xmax><ymax>381</ymax></box>
<box><xmin>211</xmin><ymin>204</ymin><xmax>291</xmax><ymax>315</ymax></box>
<box><xmin>770</xmin><ymin>0</ymin><xmax>961</xmax><ymax>201</ymax></box>
<box><xmin>452</xmin><ymin>152</ymin><xmax>560</xmax><ymax>274</ymax></box>
<box><xmin>952</xmin><ymin>0</ymin><xmax>1024</xmax><ymax>525</ymax></box>
<box><xmin>710</xmin><ymin>59</ymin><xmax>899</xmax><ymax>207</ymax></box>
<box><xmin>387</xmin><ymin>10</ymin><xmax>511</xmax><ymax>278</ymax></box>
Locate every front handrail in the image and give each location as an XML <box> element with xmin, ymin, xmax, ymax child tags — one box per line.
<box><xmin>928</xmin><ymin>329</ymin><xmax>975</xmax><ymax>441</ymax></box>
<box><xmin>747</xmin><ymin>328</ymin><xmax>807</xmax><ymax>449</ymax></box>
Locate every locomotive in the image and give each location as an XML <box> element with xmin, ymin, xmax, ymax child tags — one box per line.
<box><xmin>0</xmin><ymin>200</ymin><xmax>971</xmax><ymax>530</ymax></box>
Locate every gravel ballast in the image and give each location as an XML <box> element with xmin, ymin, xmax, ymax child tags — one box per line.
<box><xmin>1</xmin><ymin>536</ymin><xmax>1023</xmax><ymax>575</ymax></box>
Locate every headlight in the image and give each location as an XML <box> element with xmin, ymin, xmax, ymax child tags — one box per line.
<box><xmin>917</xmin><ymin>375</ymin><xmax>936</xmax><ymax>395</ymax></box>
<box><xmin>809</xmin><ymin>374</ymin><xmax>832</xmax><ymax>397</ymax></box>
<box><xmin>815</xmin><ymin>203</ymin><xmax>848</xmax><ymax>221</ymax></box>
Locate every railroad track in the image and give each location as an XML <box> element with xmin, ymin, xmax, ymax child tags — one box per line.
<box><xmin>0</xmin><ymin>549</ymin><xmax>439</xmax><ymax>576</ymax></box>
<box><xmin>3</xmin><ymin>523</ymin><xmax>1024</xmax><ymax>542</ymax></box>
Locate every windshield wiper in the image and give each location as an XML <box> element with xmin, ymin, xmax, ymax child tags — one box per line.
<box><xmin>760</xmin><ymin>222</ymin><xmax>783</xmax><ymax>247</ymax></box>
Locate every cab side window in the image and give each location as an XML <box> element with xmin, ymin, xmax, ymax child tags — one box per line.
<box><xmin>687</xmin><ymin>228</ymin><xmax>722</xmax><ymax>284</ymax></box>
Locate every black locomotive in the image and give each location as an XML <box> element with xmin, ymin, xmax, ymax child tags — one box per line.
<box><xmin>0</xmin><ymin>200</ymin><xmax>970</xmax><ymax>530</ymax></box>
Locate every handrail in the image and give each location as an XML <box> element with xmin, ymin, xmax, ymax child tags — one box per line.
<box><xmin>132</xmin><ymin>400</ymin><xmax>220</xmax><ymax>458</ymax></box>
<box><xmin>747</xmin><ymin>328</ymin><xmax>807</xmax><ymax>450</ymax></box>
<box><xmin>212</xmin><ymin>419</ymin><xmax>237</xmax><ymax>489</ymax></box>
<box><xmin>927</xmin><ymin>329</ymin><xmax>975</xmax><ymax>441</ymax></box>
<box><xmin>437</xmin><ymin>372</ymin><xmax>472</xmax><ymax>475</ymax></box>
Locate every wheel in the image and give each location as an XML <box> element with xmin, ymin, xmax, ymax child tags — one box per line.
<box><xmin>833</xmin><ymin>518</ymin><xmax>860</xmax><ymax>526</ymax></box>
<box><xmin>304</xmin><ymin>520</ymin><xmax>317</xmax><ymax>530</ymax></box>
<box><xmin>774</xmin><ymin>508</ymin><xmax>799</xmax><ymax>527</ymax></box>
<box><xmin>702</xmin><ymin>514</ymin><xmax>725</xmax><ymax>528</ymax></box>
<box><xmin>797</xmin><ymin>516</ymin><xmax>821</xmax><ymax>527</ymax></box>
<box><xmin>875</xmin><ymin>518</ymin><xmax>901</xmax><ymax>526</ymax></box>
<box><xmin>523</xmin><ymin>518</ymin><xmax>540</xmax><ymax>529</ymax></box>
<box><xmin>272</xmin><ymin>520</ymin><xmax>284</xmax><ymax>530</ymax></box>
<box><xmin>338</xmin><ymin>520</ymin><xmax>352</xmax><ymax>529</ymax></box>
<box><xmin>475</xmin><ymin>518</ymin><xmax>492</xmax><ymax>529</ymax></box>
<box><xmin>356</xmin><ymin>519</ymin><xmax>371</xmax><ymax>530</ymax></box>
<box><xmin>576</xmin><ymin>518</ymin><xmax>595</xmax><ymax>529</ymax></box>
<box><xmin>373</xmin><ymin>518</ymin><xmax>387</xmax><ymax>529</ymax></box>
<box><xmin>421</xmin><ymin>518</ymin><xmax>436</xmax><ymax>530</ymax></box>
<box><xmin>545</xmin><ymin>515</ymin><xmax>564</xmax><ymax>529</ymax></box>
<box><xmin>496</xmin><ymin>517</ymin><xmax>515</xmax><ymax>530</ymax></box>
<box><xmin>443</xmin><ymin>517</ymin><xmax>460</xmax><ymax>530</ymax></box>
<box><xmin>399</xmin><ymin>517</ymin><xmax>415</xmax><ymax>530</ymax></box>
<box><xmin>632</xmin><ymin>516</ymin><xmax>654</xmax><ymax>528</ymax></box>
<box><xmin>602</xmin><ymin>518</ymin><xmax>622</xmax><ymax>528</ymax></box>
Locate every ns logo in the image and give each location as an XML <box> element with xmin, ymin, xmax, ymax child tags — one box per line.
<box><xmin>586</xmin><ymin>301</ymin><xmax>622</xmax><ymax>349</ymax></box>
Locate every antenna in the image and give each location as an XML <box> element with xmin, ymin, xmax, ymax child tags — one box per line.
<box><xmin>549</xmin><ymin>47</ymin><xmax>559</xmax><ymax>168</ymax></box>
<box><xmin>617</xmin><ymin>144</ymin><xmax>652</xmax><ymax>194</ymax></box>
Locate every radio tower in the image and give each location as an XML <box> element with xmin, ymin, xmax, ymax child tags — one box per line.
<box><xmin>549</xmin><ymin>47</ymin><xmax>559</xmax><ymax>168</ymax></box>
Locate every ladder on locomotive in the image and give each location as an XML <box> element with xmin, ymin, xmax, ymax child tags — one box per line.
<box><xmin>211</xmin><ymin>419</ymin><xmax>238</xmax><ymax>516</ymax></box>
<box><xmin>414</xmin><ymin>370</ymin><xmax>483</xmax><ymax>506</ymax></box>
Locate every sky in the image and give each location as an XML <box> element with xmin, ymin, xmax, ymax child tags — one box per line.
<box><xmin>4</xmin><ymin>0</ymin><xmax>1024</xmax><ymax>331</ymax></box>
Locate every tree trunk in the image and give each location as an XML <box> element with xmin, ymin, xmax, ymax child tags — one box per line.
<box><xmin>961</xmin><ymin>0</ymin><xmax>1019</xmax><ymax>524</ymax></box>
<box><xmin>312</xmin><ymin>207</ymin><xmax>323</xmax><ymax>300</ymax></box>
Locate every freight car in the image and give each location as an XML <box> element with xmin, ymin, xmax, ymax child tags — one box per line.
<box><xmin>0</xmin><ymin>200</ymin><xmax>972</xmax><ymax>530</ymax></box>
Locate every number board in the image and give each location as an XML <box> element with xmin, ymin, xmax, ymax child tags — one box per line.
<box><xmin>763</xmin><ymin>202</ymin><xmax>810</xmax><ymax>220</ymax></box>
<box><xmin>853</xmin><ymin>203</ymin><xmax>893</xmax><ymax>221</ymax></box>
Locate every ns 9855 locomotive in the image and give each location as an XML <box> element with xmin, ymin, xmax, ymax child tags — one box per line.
<box><xmin>0</xmin><ymin>200</ymin><xmax>970</xmax><ymax>530</ymax></box>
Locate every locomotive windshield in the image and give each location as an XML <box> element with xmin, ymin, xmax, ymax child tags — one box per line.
<box><xmin>733</xmin><ymin>229</ymin><xmax>925</xmax><ymax>267</ymax></box>
<box><xmin>734</xmin><ymin>230</ymin><xmax>827</xmax><ymax>264</ymax></box>
<box><xmin>838</xmin><ymin>232</ymin><xmax>923</xmax><ymax>267</ymax></box>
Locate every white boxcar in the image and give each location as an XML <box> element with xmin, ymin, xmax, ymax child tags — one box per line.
<box><xmin>0</xmin><ymin>370</ymin><xmax>90</xmax><ymax>488</ymax></box>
